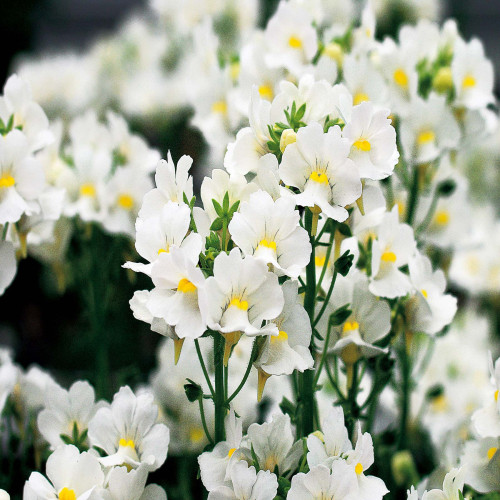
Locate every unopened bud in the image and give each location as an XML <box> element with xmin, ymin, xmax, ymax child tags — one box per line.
<box><xmin>280</xmin><ymin>129</ymin><xmax>297</xmax><ymax>153</ymax></box>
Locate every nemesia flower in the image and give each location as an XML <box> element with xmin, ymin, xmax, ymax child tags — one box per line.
<box><xmin>88</xmin><ymin>386</ymin><xmax>170</xmax><ymax>472</ymax></box>
<box><xmin>279</xmin><ymin>122</ymin><xmax>362</xmax><ymax>222</ymax></box>
<box><xmin>461</xmin><ymin>438</ymin><xmax>500</xmax><ymax>493</ymax></box>
<box><xmin>228</xmin><ymin>190</ymin><xmax>311</xmax><ymax>278</ymax></box>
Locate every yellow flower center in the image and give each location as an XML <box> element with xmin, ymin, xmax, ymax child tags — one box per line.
<box><xmin>118</xmin><ymin>193</ymin><xmax>134</xmax><ymax>210</ymax></box>
<box><xmin>288</xmin><ymin>36</ymin><xmax>302</xmax><ymax>49</ymax></box>
<box><xmin>309</xmin><ymin>171</ymin><xmax>329</xmax><ymax>185</ymax></box>
<box><xmin>488</xmin><ymin>447</ymin><xmax>498</xmax><ymax>461</ymax></box>
<box><xmin>495</xmin><ymin>389</ymin><xmax>499</xmax><ymax>402</ymax></box>
<box><xmin>417</xmin><ymin>129</ymin><xmax>435</xmax><ymax>145</ymax></box>
<box><xmin>355</xmin><ymin>463</ymin><xmax>363</xmax><ymax>475</ymax></box>
<box><xmin>178</xmin><ymin>278</ymin><xmax>196</xmax><ymax>293</ymax></box>
<box><xmin>229</xmin><ymin>298</ymin><xmax>248</xmax><ymax>311</ymax></box>
<box><xmin>315</xmin><ymin>255</ymin><xmax>326</xmax><ymax>267</ymax></box>
<box><xmin>393</xmin><ymin>68</ymin><xmax>409</xmax><ymax>88</ymax></box>
<box><xmin>434</xmin><ymin>210</ymin><xmax>450</xmax><ymax>226</ymax></box>
<box><xmin>119</xmin><ymin>438</ymin><xmax>135</xmax><ymax>448</ymax></box>
<box><xmin>381</xmin><ymin>251</ymin><xmax>397</xmax><ymax>263</ymax></box>
<box><xmin>462</xmin><ymin>74</ymin><xmax>476</xmax><ymax>89</ymax></box>
<box><xmin>0</xmin><ymin>174</ymin><xmax>15</xmax><ymax>189</ymax></box>
<box><xmin>258</xmin><ymin>84</ymin><xmax>273</xmax><ymax>100</ymax></box>
<box><xmin>158</xmin><ymin>246</ymin><xmax>169</xmax><ymax>255</ymax></box>
<box><xmin>257</xmin><ymin>239</ymin><xmax>277</xmax><ymax>251</ymax></box>
<box><xmin>212</xmin><ymin>101</ymin><xmax>228</xmax><ymax>114</ymax></box>
<box><xmin>59</xmin><ymin>488</ymin><xmax>76</xmax><ymax>500</ymax></box>
<box><xmin>271</xmin><ymin>330</ymin><xmax>288</xmax><ymax>343</ymax></box>
<box><xmin>421</xmin><ymin>289</ymin><xmax>428</xmax><ymax>299</ymax></box>
<box><xmin>431</xmin><ymin>394</ymin><xmax>448</xmax><ymax>413</ymax></box>
<box><xmin>353</xmin><ymin>139</ymin><xmax>371</xmax><ymax>151</ymax></box>
<box><xmin>228</xmin><ymin>447</ymin><xmax>236</xmax><ymax>458</ymax></box>
<box><xmin>354</xmin><ymin>92</ymin><xmax>369</xmax><ymax>105</ymax></box>
<box><xmin>190</xmin><ymin>427</ymin><xmax>205</xmax><ymax>443</ymax></box>
<box><xmin>342</xmin><ymin>321</ymin><xmax>359</xmax><ymax>333</ymax></box>
<box><xmin>80</xmin><ymin>183</ymin><xmax>96</xmax><ymax>197</ymax></box>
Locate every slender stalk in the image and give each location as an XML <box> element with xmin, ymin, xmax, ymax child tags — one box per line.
<box><xmin>416</xmin><ymin>188</ymin><xmax>440</xmax><ymax>235</ymax></box>
<box><xmin>195</xmin><ymin>339</ymin><xmax>215</xmax><ymax>398</ymax></box>
<box><xmin>398</xmin><ymin>332</ymin><xmax>412</xmax><ymax>450</ymax></box>
<box><xmin>227</xmin><ymin>340</ymin><xmax>258</xmax><ymax>404</ymax></box>
<box><xmin>313</xmin><ymin>323</ymin><xmax>332</xmax><ymax>388</ymax></box>
<box><xmin>406</xmin><ymin>164</ymin><xmax>420</xmax><ymax>226</ymax></box>
<box><xmin>324</xmin><ymin>360</ymin><xmax>346</xmax><ymax>402</ymax></box>
<box><xmin>313</xmin><ymin>269</ymin><xmax>338</xmax><ymax>327</ymax></box>
<box><xmin>1</xmin><ymin>222</ymin><xmax>8</xmax><ymax>241</ymax></box>
<box><xmin>315</xmin><ymin>229</ymin><xmax>335</xmax><ymax>295</ymax></box>
<box><xmin>213</xmin><ymin>332</ymin><xmax>226</xmax><ymax>443</ymax></box>
<box><xmin>198</xmin><ymin>398</ymin><xmax>214</xmax><ymax>445</ymax></box>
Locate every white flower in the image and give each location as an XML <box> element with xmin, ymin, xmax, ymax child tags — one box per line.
<box><xmin>279</xmin><ymin>122</ymin><xmax>362</xmax><ymax>222</ymax></box>
<box><xmin>342</xmin><ymin>101</ymin><xmax>398</xmax><ymax>180</ymax></box>
<box><xmin>288</xmin><ymin>462</ymin><xmax>358</xmax><ymax>500</ymax></box>
<box><xmin>139</xmin><ymin>153</ymin><xmax>193</xmax><ymax>219</ymax></box>
<box><xmin>37</xmin><ymin>380</ymin><xmax>102</xmax><ymax>450</ymax></box>
<box><xmin>25</xmin><ymin>445</ymin><xmax>105</xmax><ymax>500</ymax></box>
<box><xmin>264</xmin><ymin>2</ymin><xmax>317</xmax><ymax>74</ymax></box>
<box><xmin>207</xmin><ymin>460</ymin><xmax>278</xmax><ymax>500</ymax></box>
<box><xmin>421</xmin><ymin>467</ymin><xmax>465</xmax><ymax>500</ymax></box>
<box><xmin>406</xmin><ymin>253</ymin><xmax>457</xmax><ymax>335</ymax></box>
<box><xmin>199</xmin><ymin>249</ymin><xmax>284</xmax><ymax>337</ymax></box>
<box><xmin>228</xmin><ymin>190</ymin><xmax>311</xmax><ymax>278</ymax></box>
<box><xmin>147</xmin><ymin>246</ymin><xmax>206</xmax><ymax>340</ymax></box>
<box><xmin>452</xmin><ymin>38</ymin><xmax>495</xmax><ymax>110</ymax></box>
<box><xmin>369</xmin><ymin>207</ymin><xmax>416</xmax><ymax>298</ymax></box>
<box><xmin>88</xmin><ymin>386</ymin><xmax>170</xmax><ymax>472</ymax></box>
<box><xmin>254</xmin><ymin>280</ymin><xmax>313</xmax><ymax>378</ymax></box>
<box><xmin>0</xmin><ymin>240</ymin><xmax>16</xmax><ymax>296</ymax></box>
<box><xmin>0</xmin><ymin>357</ymin><xmax>18</xmax><ymax>415</ymax></box>
<box><xmin>461</xmin><ymin>438</ymin><xmax>500</xmax><ymax>493</ymax></box>
<box><xmin>0</xmin><ymin>130</ymin><xmax>45</xmax><ymax>224</ymax></box>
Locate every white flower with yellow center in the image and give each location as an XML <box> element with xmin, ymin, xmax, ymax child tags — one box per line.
<box><xmin>461</xmin><ymin>438</ymin><xmax>500</xmax><ymax>493</ymax></box>
<box><xmin>199</xmin><ymin>249</ymin><xmax>284</xmax><ymax>337</ymax></box>
<box><xmin>228</xmin><ymin>190</ymin><xmax>311</xmax><ymax>278</ymax></box>
<box><xmin>124</xmin><ymin>200</ymin><xmax>202</xmax><ymax>276</ymax></box>
<box><xmin>25</xmin><ymin>445</ymin><xmax>104</xmax><ymax>500</ymax></box>
<box><xmin>405</xmin><ymin>253</ymin><xmax>457</xmax><ymax>335</ymax></box>
<box><xmin>279</xmin><ymin>122</ymin><xmax>362</xmax><ymax>222</ymax></box>
<box><xmin>264</xmin><ymin>2</ymin><xmax>317</xmax><ymax>74</ymax></box>
<box><xmin>0</xmin><ymin>241</ymin><xmax>16</xmax><ymax>296</ymax></box>
<box><xmin>399</xmin><ymin>94</ymin><xmax>460</xmax><ymax>165</ymax></box>
<box><xmin>147</xmin><ymin>246</ymin><xmax>206</xmax><ymax>340</ymax></box>
<box><xmin>0</xmin><ymin>130</ymin><xmax>45</xmax><ymax>225</ymax></box>
<box><xmin>102</xmin><ymin>165</ymin><xmax>153</xmax><ymax>237</ymax></box>
<box><xmin>207</xmin><ymin>460</ymin><xmax>278</xmax><ymax>500</ymax></box>
<box><xmin>342</xmin><ymin>101</ymin><xmax>398</xmax><ymax>180</ymax></box>
<box><xmin>288</xmin><ymin>462</ymin><xmax>359</xmax><ymax>500</ymax></box>
<box><xmin>369</xmin><ymin>206</ymin><xmax>416</xmax><ymax>298</ymax></box>
<box><xmin>88</xmin><ymin>386</ymin><xmax>170</xmax><ymax>472</ymax></box>
<box><xmin>0</xmin><ymin>74</ymin><xmax>52</xmax><ymax>153</ymax></box>
<box><xmin>306</xmin><ymin>407</ymin><xmax>352</xmax><ymax>469</ymax></box>
<box><xmin>345</xmin><ymin>428</ymin><xmax>389</xmax><ymax>500</ymax></box>
<box><xmin>420</xmin><ymin>467</ymin><xmax>465</xmax><ymax>500</ymax></box>
<box><xmin>138</xmin><ymin>152</ymin><xmax>193</xmax><ymax>220</ymax></box>
<box><xmin>198</xmin><ymin>410</ymin><xmax>244</xmax><ymax>492</ymax></box>
<box><xmin>37</xmin><ymin>380</ymin><xmax>102</xmax><ymax>450</ymax></box>
<box><xmin>452</xmin><ymin>38</ymin><xmax>495</xmax><ymax>110</ymax></box>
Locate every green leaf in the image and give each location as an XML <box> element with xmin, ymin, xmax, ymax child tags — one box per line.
<box><xmin>212</xmin><ymin>199</ymin><xmax>223</xmax><ymax>217</ymax></box>
<box><xmin>329</xmin><ymin>305</ymin><xmax>352</xmax><ymax>326</ymax></box>
<box><xmin>295</xmin><ymin>103</ymin><xmax>306</xmax><ymax>121</ymax></box>
<box><xmin>334</xmin><ymin>250</ymin><xmax>354</xmax><ymax>277</ymax></box>
<box><xmin>210</xmin><ymin>217</ymin><xmax>224</xmax><ymax>231</ymax></box>
<box><xmin>222</xmin><ymin>192</ymin><xmax>230</xmax><ymax>213</ymax></box>
<box><xmin>60</xmin><ymin>433</ymin><xmax>73</xmax><ymax>445</ymax></box>
<box><xmin>251</xmin><ymin>444</ymin><xmax>260</xmax><ymax>472</ymax></box>
<box><xmin>184</xmin><ymin>379</ymin><xmax>203</xmax><ymax>402</ymax></box>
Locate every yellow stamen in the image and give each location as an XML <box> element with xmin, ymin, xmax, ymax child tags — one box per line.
<box><xmin>270</xmin><ymin>330</ymin><xmax>288</xmax><ymax>343</ymax></box>
<box><xmin>257</xmin><ymin>239</ymin><xmax>277</xmax><ymax>251</ymax></box>
<box><xmin>257</xmin><ymin>368</ymin><xmax>271</xmax><ymax>402</ymax></box>
<box><xmin>421</xmin><ymin>289</ymin><xmax>428</xmax><ymax>299</ymax></box>
<box><xmin>309</xmin><ymin>171</ymin><xmax>329</xmax><ymax>185</ymax></box>
<box><xmin>342</xmin><ymin>321</ymin><xmax>359</xmax><ymax>333</ymax></box>
<box><xmin>258</xmin><ymin>84</ymin><xmax>273</xmax><ymax>100</ymax></box>
<box><xmin>59</xmin><ymin>488</ymin><xmax>76</xmax><ymax>500</ymax></box>
<box><xmin>353</xmin><ymin>139</ymin><xmax>371</xmax><ymax>151</ymax></box>
<box><xmin>212</xmin><ymin>101</ymin><xmax>228</xmax><ymax>114</ymax></box>
<box><xmin>462</xmin><ymin>74</ymin><xmax>476</xmax><ymax>89</ymax></box>
<box><xmin>80</xmin><ymin>183</ymin><xmax>95</xmax><ymax>197</ymax></box>
<box><xmin>174</xmin><ymin>338</ymin><xmax>185</xmax><ymax>365</ymax></box>
<box><xmin>354</xmin><ymin>92</ymin><xmax>369</xmax><ymax>105</ymax></box>
<box><xmin>118</xmin><ymin>193</ymin><xmax>134</xmax><ymax>210</ymax></box>
<box><xmin>158</xmin><ymin>246</ymin><xmax>169</xmax><ymax>255</ymax></box>
<box><xmin>381</xmin><ymin>251</ymin><xmax>397</xmax><ymax>263</ymax></box>
<box><xmin>190</xmin><ymin>427</ymin><xmax>205</xmax><ymax>443</ymax></box>
<box><xmin>488</xmin><ymin>447</ymin><xmax>498</xmax><ymax>461</ymax></box>
<box><xmin>228</xmin><ymin>448</ymin><xmax>236</xmax><ymax>458</ymax></box>
<box><xmin>417</xmin><ymin>130</ymin><xmax>435</xmax><ymax>145</ymax></box>
<box><xmin>495</xmin><ymin>389</ymin><xmax>499</xmax><ymax>402</ymax></box>
<box><xmin>434</xmin><ymin>210</ymin><xmax>450</xmax><ymax>226</ymax></box>
<box><xmin>393</xmin><ymin>68</ymin><xmax>409</xmax><ymax>88</ymax></box>
<box><xmin>355</xmin><ymin>463</ymin><xmax>363</xmax><ymax>475</ymax></box>
<box><xmin>119</xmin><ymin>438</ymin><xmax>135</xmax><ymax>448</ymax></box>
<box><xmin>288</xmin><ymin>36</ymin><xmax>302</xmax><ymax>49</ymax></box>
<box><xmin>431</xmin><ymin>394</ymin><xmax>448</xmax><ymax>412</ymax></box>
<box><xmin>229</xmin><ymin>298</ymin><xmax>248</xmax><ymax>311</ymax></box>
<box><xmin>178</xmin><ymin>278</ymin><xmax>196</xmax><ymax>293</ymax></box>
<box><xmin>0</xmin><ymin>174</ymin><xmax>15</xmax><ymax>189</ymax></box>
<box><xmin>315</xmin><ymin>255</ymin><xmax>326</xmax><ymax>267</ymax></box>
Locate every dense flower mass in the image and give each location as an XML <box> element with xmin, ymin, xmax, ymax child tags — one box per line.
<box><xmin>0</xmin><ymin>0</ymin><xmax>500</xmax><ymax>499</ymax></box>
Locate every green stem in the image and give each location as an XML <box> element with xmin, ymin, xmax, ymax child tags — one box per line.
<box><xmin>315</xmin><ymin>229</ymin><xmax>335</xmax><ymax>295</ymax></box>
<box><xmin>346</xmin><ymin>362</ymin><xmax>359</xmax><ymax>440</ymax></box>
<box><xmin>198</xmin><ymin>397</ymin><xmax>214</xmax><ymax>445</ymax></box>
<box><xmin>227</xmin><ymin>340</ymin><xmax>258</xmax><ymax>404</ymax></box>
<box><xmin>398</xmin><ymin>334</ymin><xmax>411</xmax><ymax>450</ymax></box>
<box><xmin>213</xmin><ymin>332</ymin><xmax>226</xmax><ymax>443</ymax></box>
<box><xmin>324</xmin><ymin>360</ymin><xmax>346</xmax><ymax>402</ymax></box>
<box><xmin>195</xmin><ymin>339</ymin><xmax>215</xmax><ymax>398</ymax></box>
<box><xmin>312</xmin><ymin>322</ymin><xmax>332</xmax><ymax>388</ymax></box>
<box><xmin>416</xmin><ymin>188</ymin><xmax>440</xmax><ymax>235</ymax></box>
<box><xmin>313</xmin><ymin>269</ymin><xmax>338</xmax><ymax>327</ymax></box>
<box><xmin>406</xmin><ymin>165</ymin><xmax>420</xmax><ymax>226</ymax></box>
<box><xmin>1</xmin><ymin>222</ymin><xmax>8</xmax><ymax>241</ymax></box>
